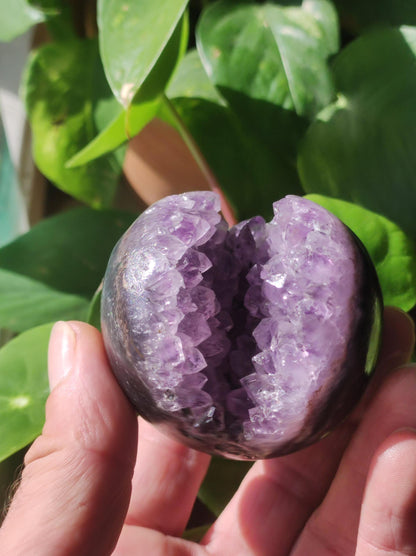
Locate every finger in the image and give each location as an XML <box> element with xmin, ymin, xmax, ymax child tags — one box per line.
<box><xmin>356</xmin><ymin>429</ymin><xmax>416</xmax><ymax>556</ymax></box>
<box><xmin>356</xmin><ymin>307</ymin><xmax>415</xmax><ymax>408</ymax></box>
<box><xmin>122</xmin><ymin>418</ymin><xmax>211</xmax><ymax>537</ymax></box>
<box><xmin>202</xmin><ymin>307</ymin><xmax>415</xmax><ymax>556</ymax></box>
<box><xmin>113</xmin><ymin>524</ymin><xmax>206</xmax><ymax>556</ymax></box>
<box><xmin>202</xmin><ymin>430</ymin><xmax>352</xmax><ymax>556</ymax></box>
<box><xmin>292</xmin><ymin>365</ymin><xmax>416</xmax><ymax>556</ymax></box>
<box><xmin>0</xmin><ymin>321</ymin><xmax>138</xmax><ymax>556</ymax></box>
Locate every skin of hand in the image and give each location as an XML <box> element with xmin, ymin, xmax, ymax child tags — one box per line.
<box><xmin>0</xmin><ymin>307</ymin><xmax>415</xmax><ymax>556</ymax></box>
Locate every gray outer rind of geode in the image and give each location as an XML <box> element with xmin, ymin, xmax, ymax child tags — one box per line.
<box><xmin>101</xmin><ymin>192</ymin><xmax>382</xmax><ymax>460</ymax></box>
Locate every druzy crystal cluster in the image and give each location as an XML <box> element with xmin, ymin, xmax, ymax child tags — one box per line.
<box><xmin>101</xmin><ymin>192</ymin><xmax>382</xmax><ymax>460</ymax></box>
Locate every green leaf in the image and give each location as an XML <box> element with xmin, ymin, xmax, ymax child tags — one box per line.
<box><xmin>196</xmin><ymin>0</ymin><xmax>339</xmax><ymax>118</ymax></box>
<box><xmin>306</xmin><ymin>195</ymin><xmax>416</xmax><ymax>311</ymax></box>
<box><xmin>303</xmin><ymin>0</ymin><xmax>339</xmax><ymax>53</ymax></box>
<box><xmin>27</xmin><ymin>0</ymin><xmax>66</xmax><ymax>10</ymax></box>
<box><xmin>0</xmin><ymin>323</ymin><xmax>52</xmax><ymax>463</ymax></box>
<box><xmin>67</xmin><ymin>12</ymin><xmax>189</xmax><ymax>167</ymax></box>
<box><xmin>0</xmin><ymin>269</ymin><xmax>88</xmax><ymax>333</ymax></box>
<box><xmin>167</xmin><ymin>50</ymin><xmax>306</xmax><ymax>220</ymax></box>
<box><xmin>98</xmin><ymin>0</ymin><xmax>189</xmax><ymax>107</ymax></box>
<box><xmin>0</xmin><ymin>207</ymin><xmax>136</xmax><ymax>299</ymax></box>
<box><xmin>198</xmin><ymin>457</ymin><xmax>251</xmax><ymax>516</ymax></box>
<box><xmin>87</xmin><ymin>286</ymin><xmax>102</xmax><ymax>331</ymax></box>
<box><xmin>180</xmin><ymin>0</ymin><xmax>340</xmax><ymax>219</ymax></box>
<box><xmin>182</xmin><ymin>524</ymin><xmax>211</xmax><ymax>542</ymax></box>
<box><xmin>298</xmin><ymin>26</ymin><xmax>416</xmax><ymax>242</ymax></box>
<box><xmin>27</xmin><ymin>0</ymin><xmax>75</xmax><ymax>42</ymax></box>
<box><xmin>0</xmin><ymin>209</ymin><xmax>135</xmax><ymax>331</ymax></box>
<box><xmin>333</xmin><ymin>0</ymin><xmax>416</xmax><ymax>33</ymax></box>
<box><xmin>0</xmin><ymin>0</ymin><xmax>45</xmax><ymax>42</ymax></box>
<box><xmin>0</xmin><ymin>0</ymin><xmax>73</xmax><ymax>43</ymax></box>
<box><xmin>166</xmin><ymin>49</ymin><xmax>226</xmax><ymax>104</ymax></box>
<box><xmin>66</xmin><ymin>99</ymin><xmax>159</xmax><ymax>168</ymax></box>
<box><xmin>28</xmin><ymin>0</ymin><xmax>62</xmax><ymax>10</ymax></box>
<box><xmin>22</xmin><ymin>38</ymin><xmax>124</xmax><ymax>207</ymax></box>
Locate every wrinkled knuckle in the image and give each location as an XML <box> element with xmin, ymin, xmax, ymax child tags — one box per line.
<box><xmin>302</xmin><ymin>514</ymin><xmax>355</xmax><ymax>556</ymax></box>
<box><xmin>24</xmin><ymin>431</ymin><xmax>61</xmax><ymax>469</ymax></box>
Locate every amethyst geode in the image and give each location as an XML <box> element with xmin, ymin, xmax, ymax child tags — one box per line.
<box><xmin>101</xmin><ymin>192</ymin><xmax>382</xmax><ymax>460</ymax></box>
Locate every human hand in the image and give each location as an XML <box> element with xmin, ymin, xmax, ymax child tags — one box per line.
<box><xmin>0</xmin><ymin>307</ymin><xmax>415</xmax><ymax>556</ymax></box>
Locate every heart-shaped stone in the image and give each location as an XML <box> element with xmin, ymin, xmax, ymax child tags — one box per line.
<box><xmin>101</xmin><ymin>192</ymin><xmax>382</xmax><ymax>460</ymax></box>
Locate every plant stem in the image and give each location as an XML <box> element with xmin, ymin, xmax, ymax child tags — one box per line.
<box><xmin>160</xmin><ymin>94</ymin><xmax>237</xmax><ymax>225</ymax></box>
<box><xmin>45</xmin><ymin>4</ymin><xmax>77</xmax><ymax>42</ymax></box>
<box><xmin>160</xmin><ymin>94</ymin><xmax>218</xmax><ymax>192</ymax></box>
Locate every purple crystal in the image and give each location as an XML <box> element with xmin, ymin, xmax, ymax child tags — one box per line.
<box><xmin>178</xmin><ymin>312</ymin><xmax>211</xmax><ymax>346</ymax></box>
<box><xmin>101</xmin><ymin>192</ymin><xmax>382</xmax><ymax>460</ymax></box>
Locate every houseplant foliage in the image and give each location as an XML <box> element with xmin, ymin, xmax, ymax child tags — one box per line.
<box><xmin>1</xmin><ymin>0</ymin><xmax>416</xmax><ymax>524</ymax></box>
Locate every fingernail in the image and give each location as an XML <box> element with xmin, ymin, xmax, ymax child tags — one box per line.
<box><xmin>48</xmin><ymin>321</ymin><xmax>77</xmax><ymax>390</ymax></box>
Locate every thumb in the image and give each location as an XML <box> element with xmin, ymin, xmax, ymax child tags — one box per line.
<box><xmin>0</xmin><ymin>321</ymin><xmax>138</xmax><ymax>556</ymax></box>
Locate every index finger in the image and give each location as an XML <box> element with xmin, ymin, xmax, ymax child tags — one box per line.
<box><xmin>122</xmin><ymin>418</ymin><xmax>211</xmax><ymax>537</ymax></box>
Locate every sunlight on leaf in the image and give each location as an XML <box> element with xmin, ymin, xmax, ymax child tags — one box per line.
<box><xmin>0</xmin><ymin>324</ymin><xmax>53</xmax><ymax>463</ymax></box>
<box><xmin>299</xmin><ymin>26</ymin><xmax>416</xmax><ymax>242</ymax></box>
<box><xmin>98</xmin><ymin>0</ymin><xmax>189</xmax><ymax>107</ymax></box>
<box><xmin>197</xmin><ymin>0</ymin><xmax>339</xmax><ymax>118</ymax></box>
<box><xmin>22</xmin><ymin>38</ymin><xmax>123</xmax><ymax>207</ymax></box>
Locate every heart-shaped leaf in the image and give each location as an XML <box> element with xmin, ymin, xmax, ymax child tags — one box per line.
<box><xmin>298</xmin><ymin>26</ymin><xmax>416</xmax><ymax>242</ymax></box>
<box><xmin>0</xmin><ymin>323</ymin><xmax>53</xmax><ymax>462</ymax></box>
<box><xmin>306</xmin><ymin>195</ymin><xmax>416</xmax><ymax>311</ymax></box>
<box><xmin>196</xmin><ymin>0</ymin><xmax>339</xmax><ymax>118</ymax></box>
<box><xmin>98</xmin><ymin>0</ymin><xmax>189</xmax><ymax>107</ymax></box>
<box><xmin>22</xmin><ymin>38</ymin><xmax>124</xmax><ymax>207</ymax></box>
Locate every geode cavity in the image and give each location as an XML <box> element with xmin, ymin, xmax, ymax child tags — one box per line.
<box><xmin>101</xmin><ymin>192</ymin><xmax>382</xmax><ymax>460</ymax></box>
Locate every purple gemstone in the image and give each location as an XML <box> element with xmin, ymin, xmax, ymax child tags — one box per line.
<box><xmin>101</xmin><ymin>191</ymin><xmax>382</xmax><ymax>460</ymax></box>
<box><xmin>178</xmin><ymin>311</ymin><xmax>212</xmax><ymax>346</ymax></box>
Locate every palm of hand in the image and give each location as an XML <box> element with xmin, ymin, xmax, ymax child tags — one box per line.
<box><xmin>1</xmin><ymin>307</ymin><xmax>416</xmax><ymax>556</ymax></box>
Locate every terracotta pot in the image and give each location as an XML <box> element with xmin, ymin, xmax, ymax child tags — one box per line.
<box><xmin>123</xmin><ymin>118</ymin><xmax>236</xmax><ymax>226</ymax></box>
